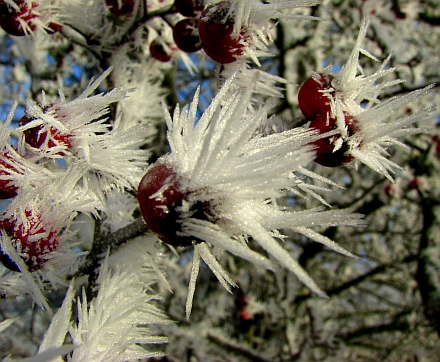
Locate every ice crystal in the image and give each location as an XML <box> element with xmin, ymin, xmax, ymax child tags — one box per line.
<box><xmin>316</xmin><ymin>16</ymin><xmax>436</xmax><ymax>180</ymax></box>
<box><xmin>19</xmin><ymin>68</ymin><xmax>150</xmax><ymax>195</ymax></box>
<box><xmin>222</xmin><ymin>0</ymin><xmax>321</xmax><ymax>65</ymax></box>
<box><xmin>69</xmin><ymin>255</ymin><xmax>170</xmax><ymax>362</ymax></box>
<box><xmin>147</xmin><ymin>74</ymin><xmax>365</xmax><ymax>318</ymax></box>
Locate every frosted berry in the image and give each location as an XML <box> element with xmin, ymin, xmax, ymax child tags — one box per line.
<box><xmin>0</xmin><ymin>0</ymin><xmax>37</xmax><ymax>36</ymax></box>
<box><xmin>309</xmin><ymin>112</ymin><xmax>358</xmax><ymax>167</ymax></box>
<box><xmin>137</xmin><ymin>162</ymin><xmax>209</xmax><ymax>247</ymax></box>
<box><xmin>298</xmin><ymin>73</ymin><xmax>334</xmax><ymax>119</ymax></box>
<box><xmin>173</xmin><ymin>18</ymin><xmax>202</xmax><ymax>53</ymax></box>
<box><xmin>19</xmin><ymin>107</ymin><xmax>72</xmax><ymax>151</ymax></box>
<box><xmin>0</xmin><ymin>152</ymin><xmax>20</xmax><ymax>199</ymax></box>
<box><xmin>0</xmin><ymin>210</ymin><xmax>59</xmax><ymax>272</ymax></box>
<box><xmin>105</xmin><ymin>0</ymin><xmax>135</xmax><ymax>17</ymax></box>
<box><xmin>150</xmin><ymin>40</ymin><xmax>173</xmax><ymax>62</ymax></box>
<box><xmin>198</xmin><ymin>1</ymin><xmax>246</xmax><ymax>64</ymax></box>
<box><xmin>174</xmin><ymin>0</ymin><xmax>204</xmax><ymax>17</ymax></box>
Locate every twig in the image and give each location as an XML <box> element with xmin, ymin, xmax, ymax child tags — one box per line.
<box><xmin>207</xmin><ymin>331</ymin><xmax>274</xmax><ymax>362</ymax></box>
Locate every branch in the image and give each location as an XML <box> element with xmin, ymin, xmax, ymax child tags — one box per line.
<box><xmin>207</xmin><ymin>331</ymin><xmax>274</xmax><ymax>362</ymax></box>
<box><xmin>337</xmin><ymin>309</ymin><xmax>412</xmax><ymax>341</ymax></box>
<box><xmin>75</xmin><ymin>217</ymin><xmax>149</xmax><ymax>278</ymax></box>
<box><xmin>415</xmin><ymin>197</ymin><xmax>440</xmax><ymax>336</ymax></box>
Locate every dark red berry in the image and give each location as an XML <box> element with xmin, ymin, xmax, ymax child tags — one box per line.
<box><xmin>309</xmin><ymin>112</ymin><xmax>359</xmax><ymax>167</ymax></box>
<box><xmin>174</xmin><ymin>0</ymin><xmax>204</xmax><ymax>17</ymax></box>
<box><xmin>137</xmin><ymin>162</ymin><xmax>209</xmax><ymax>247</ymax></box>
<box><xmin>384</xmin><ymin>184</ymin><xmax>395</xmax><ymax>198</ymax></box>
<box><xmin>105</xmin><ymin>0</ymin><xmax>135</xmax><ymax>17</ymax></box>
<box><xmin>173</xmin><ymin>18</ymin><xmax>202</xmax><ymax>53</ymax></box>
<box><xmin>149</xmin><ymin>40</ymin><xmax>173</xmax><ymax>62</ymax></box>
<box><xmin>392</xmin><ymin>6</ymin><xmax>406</xmax><ymax>20</ymax></box>
<box><xmin>198</xmin><ymin>1</ymin><xmax>246</xmax><ymax>64</ymax></box>
<box><xmin>0</xmin><ymin>0</ymin><xmax>37</xmax><ymax>36</ymax></box>
<box><xmin>298</xmin><ymin>73</ymin><xmax>334</xmax><ymax>119</ymax></box>
<box><xmin>409</xmin><ymin>178</ymin><xmax>419</xmax><ymax>190</ymax></box>
<box><xmin>0</xmin><ymin>152</ymin><xmax>20</xmax><ymax>199</ymax></box>
<box><xmin>0</xmin><ymin>210</ymin><xmax>59</xmax><ymax>272</ymax></box>
<box><xmin>19</xmin><ymin>107</ymin><xmax>72</xmax><ymax>151</ymax></box>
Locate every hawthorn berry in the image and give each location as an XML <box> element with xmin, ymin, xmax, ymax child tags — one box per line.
<box><xmin>298</xmin><ymin>73</ymin><xmax>334</xmax><ymax>119</ymax></box>
<box><xmin>409</xmin><ymin>178</ymin><xmax>419</xmax><ymax>190</ymax></box>
<box><xmin>309</xmin><ymin>112</ymin><xmax>359</xmax><ymax>167</ymax></box>
<box><xmin>105</xmin><ymin>0</ymin><xmax>135</xmax><ymax>17</ymax></box>
<box><xmin>173</xmin><ymin>18</ymin><xmax>202</xmax><ymax>53</ymax></box>
<box><xmin>0</xmin><ymin>210</ymin><xmax>59</xmax><ymax>272</ymax></box>
<box><xmin>384</xmin><ymin>184</ymin><xmax>393</xmax><ymax>197</ymax></box>
<box><xmin>0</xmin><ymin>0</ymin><xmax>37</xmax><ymax>36</ymax></box>
<box><xmin>137</xmin><ymin>162</ymin><xmax>209</xmax><ymax>247</ymax></box>
<box><xmin>19</xmin><ymin>108</ymin><xmax>72</xmax><ymax>151</ymax></box>
<box><xmin>0</xmin><ymin>152</ymin><xmax>20</xmax><ymax>199</ymax></box>
<box><xmin>198</xmin><ymin>1</ymin><xmax>247</xmax><ymax>64</ymax></box>
<box><xmin>149</xmin><ymin>40</ymin><xmax>173</xmax><ymax>62</ymax></box>
<box><xmin>174</xmin><ymin>0</ymin><xmax>204</xmax><ymax>17</ymax></box>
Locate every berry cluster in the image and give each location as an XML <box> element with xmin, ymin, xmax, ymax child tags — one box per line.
<box><xmin>298</xmin><ymin>73</ymin><xmax>360</xmax><ymax>167</ymax></box>
<box><xmin>149</xmin><ymin>0</ymin><xmax>204</xmax><ymax>62</ymax></box>
<box><xmin>0</xmin><ymin>65</ymin><xmax>150</xmax><ymax>273</ymax></box>
<box><xmin>149</xmin><ymin>0</ymin><xmax>250</xmax><ymax>64</ymax></box>
<box><xmin>0</xmin><ymin>106</ymin><xmax>73</xmax><ymax>272</ymax></box>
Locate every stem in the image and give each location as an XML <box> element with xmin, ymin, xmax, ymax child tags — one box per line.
<box><xmin>75</xmin><ymin>217</ymin><xmax>149</xmax><ymax>278</ymax></box>
<box><xmin>207</xmin><ymin>331</ymin><xmax>274</xmax><ymax>362</ymax></box>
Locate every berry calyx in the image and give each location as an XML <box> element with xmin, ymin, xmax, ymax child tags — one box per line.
<box><xmin>298</xmin><ymin>73</ymin><xmax>334</xmax><ymax>119</ymax></box>
<box><xmin>0</xmin><ymin>152</ymin><xmax>20</xmax><ymax>199</ymax></box>
<box><xmin>19</xmin><ymin>107</ymin><xmax>72</xmax><ymax>151</ymax></box>
<box><xmin>0</xmin><ymin>210</ymin><xmax>59</xmax><ymax>272</ymax></box>
<box><xmin>309</xmin><ymin>112</ymin><xmax>359</xmax><ymax>167</ymax></box>
<box><xmin>105</xmin><ymin>0</ymin><xmax>135</xmax><ymax>17</ymax></box>
<box><xmin>198</xmin><ymin>1</ymin><xmax>247</xmax><ymax>64</ymax></box>
<box><xmin>149</xmin><ymin>40</ymin><xmax>173</xmax><ymax>62</ymax></box>
<box><xmin>137</xmin><ymin>162</ymin><xmax>209</xmax><ymax>247</ymax></box>
<box><xmin>0</xmin><ymin>0</ymin><xmax>37</xmax><ymax>36</ymax></box>
<box><xmin>173</xmin><ymin>18</ymin><xmax>202</xmax><ymax>53</ymax></box>
<box><xmin>174</xmin><ymin>0</ymin><xmax>204</xmax><ymax>17</ymax></box>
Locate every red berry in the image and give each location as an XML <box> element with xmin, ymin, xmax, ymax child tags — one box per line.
<box><xmin>198</xmin><ymin>1</ymin><xmax>247</xmax><ymax>64</ymax></box>
<box><xmin>392</xmin><ymin>6</ymin><xmax>406</xmax><ymax>20</ymax></box>
<box><xmin>19</xmin><ymin>106</ymin><xmax>72</xmax><ymax>151</ymax></box>
<box><xmin>174</xmin><ymin>0</ymin><xmax>204</xmax><ymax>17</ymax></box>
<box><xmin>0</xmin><ymin>210</ymin><xmax>59</xmax><ymax>272</ymax></box>
<box><xmin>173</xmin><ymin>18</ymin><xmax>202</xmax><ymax>53</ymax></box>
<box><xmin>384</xmin><ymin>184</ymin><xmax>395</xmax><ymax>197</ymax></box>
<box><xmin>105</xmin><ymin>0</ymin><xmax>135</xmax><ymax>17</ymax></box>
<box><xmin>309</xmin><ymin>112</ymin><xmax>358</xmax><ymax>167</ymax></box>
<box><xmin>240</xmin><ymin>309</ymin><xmax>252</xmax><ymax>321</ymax></box>
<box><xmin>409</xmin><ymin>178</ymin><xmax>419</xmax><ymax>190</ymax></box>
<box><xmin>150</xmin><ymin>40</ymin><xmax>173</xmax><ymax>62</ymax></box>
<box><xmin>0</xmin><ymin>152</ymin><xmax>20</xmax><ymax>199</ymax></box>
<box><xmin>137</xmin><ymin>162</ymin><xmax>209</xmax><ymax>247</ymax></box>
<box><xmin>298</xmin><ymin>73</ymin><xmax>334</xmax><ymax>119</ymax></box>
<box><xmin>0</xmin><ymin>0</ymin><xmax>37</xmax><ymax>36</ymax></box>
